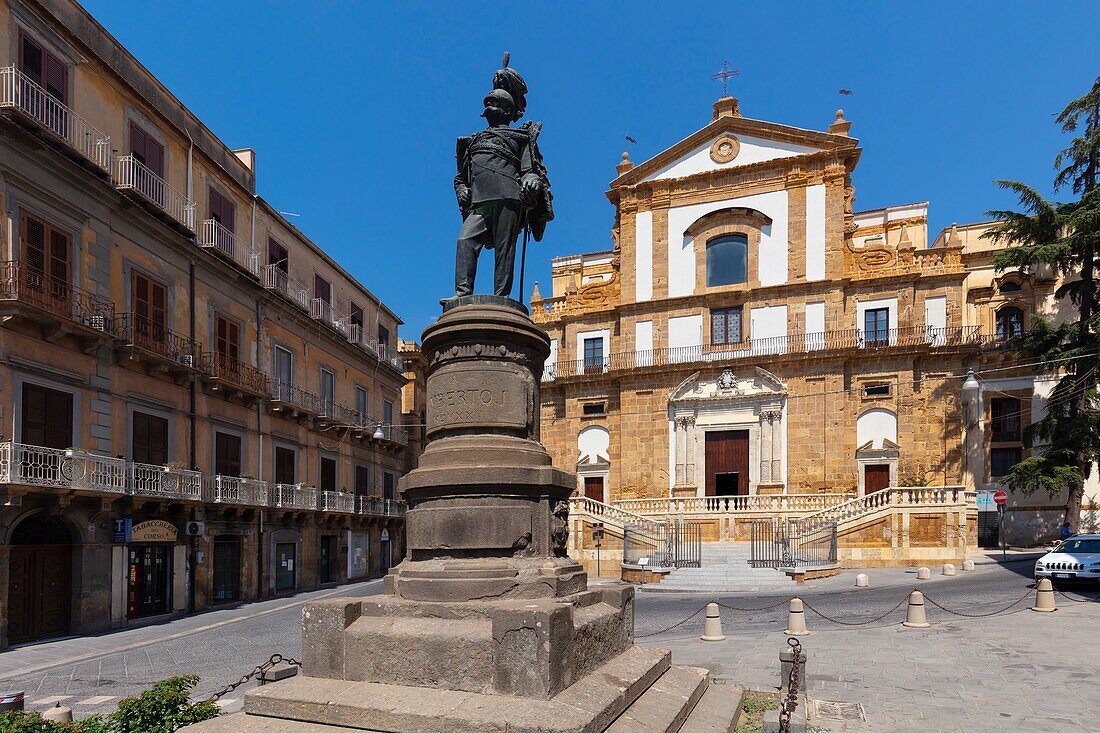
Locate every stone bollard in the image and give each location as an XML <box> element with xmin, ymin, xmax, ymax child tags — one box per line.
<box><xmin>42</xmin><ymin>704</ymin><xmax>73</xmax><ymax>723</ymax></box>
<box><xmin>785</xmin><ymin>597</ymin><xmax>809</xmax><ymax>636</ymax></box>
<box><xmin>962</xmin><ymin>559</ymin><xmax>975</xmax><ymax>572</ymax></box>
<box><xmin>700</xmin><ymin>602</ymin><xmax>726</xmax><ymax>641</ymax></box>
<box><xmin>916</xmin><ymin>566</ymin><xmax>931</xmax><ymax>580</ymax></box>
<box><xmin>902</xmin><ymin>590</ymin><xmax>931</xmax><ymax>628</ymax></box>
<box><xmin>855</xmin><ymin>573</ymin><xmax>869</xmax><ymax>587</ymax></box>
<box><xmin>942</xmin><ymin>563</ymin><xmax>956</xmax><ymax>577</ymax></box>
<box><xmin>1031</xmin><ymin>578</ymin><xmax>1057</xmax><ymax>613</ymax></box>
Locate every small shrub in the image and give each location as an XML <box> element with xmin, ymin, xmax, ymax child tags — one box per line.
<box><xmin>741</xmin><ymin>695</ymin><xmax>778</xmax><ymax>715</ymax></box>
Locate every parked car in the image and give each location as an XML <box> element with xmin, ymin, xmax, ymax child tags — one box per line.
<box><xmin>1034</xmin><ymin>534</ymin><xmax>1100</xmax><ymax>584</ymax></box>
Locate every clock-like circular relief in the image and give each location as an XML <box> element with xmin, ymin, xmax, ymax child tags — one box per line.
<box><xmin>709</xmin><ymin>135</ymin><xmax>740</xmax><ymax>164</ymax></box>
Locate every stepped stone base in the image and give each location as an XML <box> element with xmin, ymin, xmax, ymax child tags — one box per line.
<box><xmin>187</xmin><ymin>646</ymin><xmax>743</xmax><ymax>733</ymax></box>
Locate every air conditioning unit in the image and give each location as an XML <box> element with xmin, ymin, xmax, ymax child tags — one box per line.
<box><xmin>185</xmin><ymin>521</ymin><xmax>205</xmax><ymax>537</ymax></box>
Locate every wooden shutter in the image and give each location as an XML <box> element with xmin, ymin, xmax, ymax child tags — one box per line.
<box><xmin>354</xmin><ymin>465</ymin><xmax>370</xmax><ymax>495</ymax></box>
<box><xmin>274</xmin><ymin>447</ymin><xmax>295</xmax><ymax>485</ymax></box>
<box><xmin>19</xmin><ymin>33</ymin><xmax>43</xmax><ymax>85</ymax></box>
<box><xmin>209</xmin><ymin>189</ymin><xmax>235</xmax><ymax>234</ymax></box>
<box><xmin>48</xmin><ymin>227</ymin><xmax>69</xmax><ymax>284</ymax></box>
<box><xmin>350</xmin><ymin>303</ymin><xmax>363</xmax><ymax>328</ymax></box>
<box><xmin>314</xmin><ymin>275</ymin><xmax>330</xmax><ymax>304</ymax></box>
<box><xmin>43</xmin><ymin>53</ymin><xmax>67</xmax><ymax>105</ymax></box>
<box><xmin>130</xmin><ymin>122</ymin><xmax>164</xmax><ymax>177</ymax></box>
<box><xmin>132</xmin><ymin>272</ymin><xmax>167</xmax><ymax>344</ymax></box>
<box><xmin>21</xmin><ymin>383</ymin><xmax>73</xmax><ymax>449</ymax></box>
<box><xmin>133</xmin><ymin>412</ymin><xmax>168</xmax><ymax>465</ymax></box>
<box><xmin>268</xmin><ymin>239</ymin><xmax>288</xmax><ymax>272</ymax></box>
<box><xmin>215</xmin><ymin>316</ymin><xmax>239</xmax><ymax>361</ymax></box>
<box><xmin>320</xmin><ymin>457</ymin><xmax>337</xmax><ymax>493</ymax></box>
<box><xmin>215</xmin><ymin>432</ymin><xmax>241</xmax><ymax>477</ymax></box>
<box><xmin>21</xmin><ymin>211</ymin><xmax>46</xmax><ymax>273</ymax></box>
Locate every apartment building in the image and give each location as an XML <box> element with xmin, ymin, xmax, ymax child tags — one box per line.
<box><xmin>0</xmin><ymin>0</ymin><xmax>408</xmax><ymax>647</ymax></box>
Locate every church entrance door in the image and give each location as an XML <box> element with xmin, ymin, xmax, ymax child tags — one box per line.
<box><xmin>705</xmin><ymin>430</ymin><xmax>749</xmax><ymax>497</ymax></box>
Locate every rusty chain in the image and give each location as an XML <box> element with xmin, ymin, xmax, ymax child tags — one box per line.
<box><xmin>716</xmin><ymin>598</ymin><xmax>791</xmax><ymax>612</ymax></box>
<box><xmin>1054</xmin><ymin>589</ymin><xmax>1097</xmax><ymax>603</ymax></box>
<box><xmin>778</xmin><ymin>637</ymin><xmax>802</xmax><ymax>733</ymax></box>
<box><xmin>922</xmin><ymin>590</ymin><xmax>1033</xmax><ymax>618</ymax></box>
<box><xmin>801</xmin><ymin>596</ymin><xmax>908</xmax><ymax>626</ymax></box>
<box><xmin>635</xmin><ymin>605</ymin><xmax>709</xmax><ymax>639</ymax></box>
<box><xmin>205</xmin><ymin>653</ymin><xmax>302</xmax><ymax>703</ymax></box>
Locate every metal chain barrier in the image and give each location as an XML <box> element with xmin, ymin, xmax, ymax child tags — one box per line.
<box><xmin>205</xmin><ymin>653</ymin><xmax>303</xmax><ymax>703</ymax></box>
<box><xmin>777</xmin><ymin>637</ymin><xmax>801</xmax><ymax>733</ymax></box>
<box><xmin>635</xmin><ymin>605</ymin><xmax>708</xmax><ymax>639</ymax></box>
<box><xmin>801</xmin><ymin>596</ymin><xmax>908</xmax><ymax>626</ymax></box>
<box><xmin>1054</xmin><ymin>589</ymin><xmax>1097</xmax><ymax>603</ymax></box>
<box><xmin>922</xmin><ymin>590</ymin><xmax>1032</xmax><ymax>618</ymax></box>
<box><xmin>716</xmin><ymin>598</ymin><xmax>790</xmax><ymax>612</ymax></box>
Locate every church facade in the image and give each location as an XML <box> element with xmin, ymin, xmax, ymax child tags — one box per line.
<box><xmin>533</xmin><ymin>96</ymin><xmax>1097</xmax><ymax>545</ymax></box>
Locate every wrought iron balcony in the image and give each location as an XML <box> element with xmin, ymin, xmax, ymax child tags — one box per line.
<box><xmin>269</xmin><ymin>379</ymin><xmax>321</xmax><ymax>417</ymax></box>
<box><xmin>263</xmin><ymin>265</ymin><xmax>311</xmax><ymax>310</ymax></box>
<box><xmin>205</xmin><ymin>475</ymin><xmax>270</xmax><ymax>506</ymax></box>
<box><xmin>114</xmin><ymin>154</ymin><xmax>195</xmax><ymax>230</ymax></box>
<box><xmin>0</xmin><ymin>443</ymin><xmax>126</xmax><ymax>495</ymax></box>
<box><xmin>354</xmin><ymin>495</ymin><xmax>407</xmax><ymax>517</ymax></box>
<box><xmin>273</xmin><ymin>483</ymin><xmax>317</xmax><ymax>510</ymax></box>
<box><xmin>200</xmin><ymin>219</ymin><xmax>260</xmax><ymax>275</ymax></box>
<box><xmin>310</xmin><ymin>298</ymin><xmax>351</xmax><ymax>338</ymax></box>
<box><xmin>129</xmin><ymin>462</ymin><xmax>202</xmax><ymax>500</ymax></box>
<box><xmin>0</xmin><ymin>261</ymin><xmax>114</xmax><ymax>336</ymax></box>
<box><xmin>320</xmin><ymin>490</ymin><xmax>355</xmax><ymax>513</ymax></box>
<box><xmin>113</xmin><ymin>313</ymin><xmax>200</xmax><ymax>370</ymax></box>
<box><xmin>545</xmin><ymin>326</ymin><xmax>986</xmax><ymax>380</ymax></box>
<box><xmin>0</xmin><ymin>66</ymin><xmax>111</xmax><ymax>171</ymax></box>
<box><xmin>200</xmin><ymin>351</ymin><xmax>269</xmax><ymax>397</ymax></box>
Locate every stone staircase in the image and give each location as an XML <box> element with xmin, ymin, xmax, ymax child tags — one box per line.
<box><xmin>643</xmin><ymin>543</ymin><xmax>796</xmax><ymax>593</ymax></box>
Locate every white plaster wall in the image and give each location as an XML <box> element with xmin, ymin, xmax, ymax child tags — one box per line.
<box><xmin>635</xmin><ymin>210</ymin><xmax>653</xmax><ymax>302</ymax></box>
<box><xmin>668</xmin><ymin>189</ymin><xmax>789</xmax><ymax>297</ymax></box>
<box><xmin>924</xmin><ymin>296</ymin><xmax>946</xmax><ymax>330</ymax></box>
<box><xmin>578</xmin><ymin>425</ymin><xmax>610</xmax><ymax>464</ymax></box>
<box><xmin>545</xmin><ymin>338</ymin><xmax>558</xmax><ymax>380</ymax></box>
<box><xmin>805</xmin><ymin>301</ymin><xmax>825</xmax><ymax>350</ymax></box>
<box><xmin>644</xmin><ymin>135</ymin><xmax>821</xmax><ymax>182</ymax></box>
<box><xmin>751</xmin><ymin>305</ymin><xmax>788</xmax><ymax>355</ymax></box>
<box><xmin>805</xmin><ymin>183</ymin><xmax>826</xmax><ymax>281</ymax></box>
<box><xmin>668</xmin><ymin>314</ymin><xmax>702</xmax><ymax>349</ymax></box>
<box><xmin>856</xmin><ymin>409</ymin><xmax>898</xmax><ymax>450</ymax></box>
<box><xmin>635</xmin><ymin>320</ymin><xmax>653</xmax><ymax>367</ymax></box>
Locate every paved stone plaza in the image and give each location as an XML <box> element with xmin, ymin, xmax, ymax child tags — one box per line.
<box><xmin>0</xmin><ymin>564</ymin><xmax>1095</xmax><ymax>730</ymax></box>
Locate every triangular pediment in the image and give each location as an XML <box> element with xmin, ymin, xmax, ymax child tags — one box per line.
<box><xmin>614</xmin><ymin>112</ymin><xmax>859</xmax><ymax>188</ymax></box>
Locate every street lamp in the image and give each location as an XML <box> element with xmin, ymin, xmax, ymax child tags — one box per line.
<box><xmin>373</xmin><ymin>423</ymin><xmax>386</xmax><ymax>441</ymax></box>
<box><xmin>961</xmin><ymin>369</ymin><xmax>980</xmax><ymax>397</ymax></box>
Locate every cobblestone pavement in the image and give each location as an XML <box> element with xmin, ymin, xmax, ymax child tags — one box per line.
<box><xmin>638</xmin><ymin>563</ymin><xmax>1099</xmax><ymax>732</ymax></box>
<box><xmin>0</xmin><ymin>579</ymin><xmax>385</xmax><ymax>718</ymax></box>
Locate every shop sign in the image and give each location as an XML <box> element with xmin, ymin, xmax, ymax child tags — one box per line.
<box><xmin>131</xmin><ymin>520</ymin><xmax>179</xmax><ymax>543</ymax></box>
<box><xmin>113</xmin><ymin>518</ymin><xmax>132</xmax><ymax>543</ymax></box>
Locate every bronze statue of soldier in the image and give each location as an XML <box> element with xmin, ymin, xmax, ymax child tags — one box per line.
<box><xmin>449</xmin><ymin>55</ymin><xmax>553</xmax><ymax>302</ymax></box>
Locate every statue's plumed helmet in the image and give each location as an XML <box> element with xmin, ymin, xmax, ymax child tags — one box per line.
<box><xmin>491</xmin><ymin>66</ymin><xmax>527</xmax><ymax>123</ymax></box>
<box><xmin>482</xmin><ymin>88</ymin><xmax>515</xmax><ymax>116</ymax></box>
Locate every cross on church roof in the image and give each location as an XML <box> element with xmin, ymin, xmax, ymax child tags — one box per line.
<box><xmin>711</xmin><ymin>60</ymin><xmax>740</xmax><ymax>97</ymax></box>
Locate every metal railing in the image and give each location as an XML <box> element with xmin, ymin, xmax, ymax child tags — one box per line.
<box><xmin>273</xmin><ymin>483</ymin><xmax>317</xmax><ymax>509</ymax></box>
<box><xmin>200</xmin><ymin>219</ymin><xmax>260</xmax><ymax>275</ymax></box>
<box><xmin>114</xmin><ymin>154</ymin><xmax>195</xmax><ymax>230</ymax></box>
<box><xmin>0</xmin><ymin>260</ymin><xmax>114</xmax><ymax>329</ymax></box>
<box><xmin>0</xmin><ymin>443</ymin><xmax>126</xmax><ymax>494</ymax></box>
<box><xmin>205</xmin><ymin>475</ymin><xmax>270</xmax><ymax>506</ymax></box>
<box><xmin>113</xmin><ymin>313</ymin><xmax>200</xmax><ymax>368</ymax></box>
<box><xmin>201</xmin><ymin>351</ymin><xmax>269</xmax><ymax>394</ymax></box>
<box><xmin>269</xmin><ymin>380</ymin><xmax>321</xmax><ymax>414</ymax></box>
<box><xmin>311</xmin><ymin>298</ymin><xmax>351</xmax><ymax>337</ymax></box>
<box><xmin>545</xmin><ymin>326</ymin><xmax>985</xmax><ymax>380</ymax></box>
<box><xmin>749</xmin><ymin>518</ymin><xmax>838</xmax><ymax>569</ymax></box>
<box><xmin>263</xmin><ymin>265</ymin><xmax>312</xmax><ymax>310</ymax></box>
<box><xmin>320</xmin><ymin>490</ymin><xmax>355</xmax><ymax>513</ymax></box>
<box><xmin>623</xmin><ymin>520</ymin><xmax>702</xmax><ymax>569</ymax></box>
<box><xmin>0</xmin><ymin>66</ymin><xmax>111</xmax><ymax>170</ymax></box>
<box><xmin>129</xmin><ymin>462</ymin><xmax>202</xmax><ymax>500</ymax></box>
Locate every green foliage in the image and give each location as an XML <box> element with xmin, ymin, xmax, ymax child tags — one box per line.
<box><xmin>982</xmin><ymin>76</ymin><xmax>1100</xmax><ymax>528</ymax></box>
<box><xmin>741</xmin><ymin>695</ymin><xmax>779</xmax><ymax>714</ymax></box>
<box><xmin>0</xmin><ymin>677</ymin><xmax>218</xmax><ymax>733</ymax></box>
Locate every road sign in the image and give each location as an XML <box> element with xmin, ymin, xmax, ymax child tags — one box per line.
<box><xmin>993</xmin><ymin>490</ymin><xmax>1008</xmax><ymax>506</ymax></box>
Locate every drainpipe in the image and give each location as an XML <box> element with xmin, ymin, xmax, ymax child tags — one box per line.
<box><xmin>186</xmin><ymin>132</ymin><xmax>196</xmax><ymax>615</ymax></box>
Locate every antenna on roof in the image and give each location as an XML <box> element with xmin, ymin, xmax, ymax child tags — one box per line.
<box><xmin>279</xmin><ymin>211</ymin><xmax>301</xmax><ymax>218</ymax></box>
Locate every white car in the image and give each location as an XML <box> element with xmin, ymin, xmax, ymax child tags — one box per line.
<box><xmin>1034</xmin><ymin>534</ymin><xmax>1100</xmax><ymax>584</ymax></box>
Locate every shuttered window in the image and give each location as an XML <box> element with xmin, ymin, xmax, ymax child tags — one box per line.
<box><xmin>320</xmin><ymin>456</ymin><xmax>337</xmax><ymax>493</ymax></box>
<box><xmin>215</xmin><ymin>432</ymin><xmax>242</xmax><ymax>477</ymax></box>
<box><xmin>274</xmin><ymin>446</ymin><xmax>296</xmax><ymax>485</ymax></box>
<box><xmin>354</xmin><ymin>465</ymin><xmax>370</xmax><ymax>496</ymax></box>
<box><xmin>209</xmin><ymin>188</ymin><xmax>236</xmax><ymax>234</ymax></box>
<box><xmin>21</xmin><ymin>383</ymin><xmax>73</xmax><ymax>449</ymax></box>
<box><xmin>129</xmin><ymin>122</ymin><xmax>164</xmax><ymax>177</ymax></box>
<box><xmin>268</xmin><ymin>238</ymin><xmax>288</xmax><ymax>273</ymax></box>
<box><xmin>19</xmin><ymin>32</ymin><xmax>67</xmax><ymax>104</ymax></box>
<box><xmin>314</xmin><ymin>275</ymin><xmax>331</xmax><ymax>305</ymax></box>
<box><xmin>215</xmin><ymin>315</ymin><xmax>240</xmax><ymax>361</ymax></box>
<box><xmin>20</xmin><ymin>210</ymin><xmax>70</xmax><ymax>284</ymax></box>
<box><xmin>132</xmin><ymin>271</ymin><xmax>167</xmax><ymax>338</ymax></box>
<box><xmin>132</xmin><ymin>412</ymin><xmax>169</xmax><ymax>465</ymax></box>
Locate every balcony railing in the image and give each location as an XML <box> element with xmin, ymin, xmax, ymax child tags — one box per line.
<box><xmin>205</xmin><ymin>475</ymin><xmax>270</xmax><ymax>506</ymax></box>
<box><xmin>0</xmin><ymin>261</ymin><xmax>114</xmax><ymax>329</ymax></box>
<box><xmin>320</xmin><ymin>490</ymin><xmax>355</xmax><ymax>513</ymax></box>
<box><xmin>269</xmin><ymin>380</ymin><xmax>321</xmax><ymax>414</ymax></box>
<box><xmin>0</xmin><ymin>66</ymin><xmax>111</xmax><ymax>170</ymax></box>
<box><xmin>0</xmin><ymin>443</ymin><xmax>126</xmax><ymax>494</ymax></box>
<box><xmin>263</xmin><ymin>265</ymin><xmax>311</xmax><ymax>310</ymax></box>
<box><xmin>129</xmin><ymin>462</ymin><xmax>202</xmax><ymax>500</ymax></box>
<box><xmin>369</xmin><ymin>419</ymin><xmax>408</xmax><ymax>446</ymax></box>
<box><xmin>200</xmin><ymin>219</ymin><xmax>260</xmax><ymax>275</ymax></box>
<box><xmin>113</xmin><ymin>313</ymin><xmax>200</xmax><ymax>368</ymax></box>
<box><xmin>354</xmin><ymin>495</ymin><xmax>407</xmax><ymax>516</ymax></box>
<box><xmin>273</xmin><ymin>483</ymin><xmax>317</xmax><ymax>510</ymax></box>
<box><xmin>311</xmin><ymin>298</ymin><xmax>351</xmax><ymax>337</ymax></box>
<box><xmin>201</xmin><ymin>351</ymin><xmax>269</xmax><ymax>395</ymax></box>
<box><xmin>545</xmin><ymin>326</ymin><xmax>986</xmax><ymax>380</ymax></box>
<box><xmin>114</xmin><ymin>154</ymin><xmax>195</xmax><ymax>230</ymax></box>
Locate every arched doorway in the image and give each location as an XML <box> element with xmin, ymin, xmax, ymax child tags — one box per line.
<box><xmin>8</xmin><ymin>514</ymin><xmax>73</xmax><ymax>644</ymax></box>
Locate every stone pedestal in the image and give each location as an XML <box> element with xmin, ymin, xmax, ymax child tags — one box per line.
<box><xmin>185</xmin><ymin>298</ymin><xmax>741</xmax><ymax>732</ymax></box>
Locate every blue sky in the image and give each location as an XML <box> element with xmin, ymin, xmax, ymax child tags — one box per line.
<box><xmin>83</xmin><ymin>1</ymin><xmax>1100</xmax><ymax>338</ymax></box>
